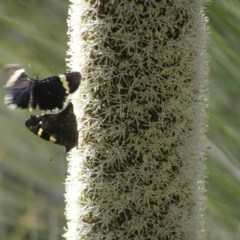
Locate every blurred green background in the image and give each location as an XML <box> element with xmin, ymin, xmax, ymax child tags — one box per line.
<box><xmin>0</xmin><ymin>1</ymin><xmax>240</xmax><ymax>239</ymax></box>
<box><xmin>0</xmin><ymin>1</ymin><xmax>67</xmax><ymax>239</ymax></box>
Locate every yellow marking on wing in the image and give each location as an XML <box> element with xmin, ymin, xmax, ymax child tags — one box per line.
<box><xmin>37</xmin><ymin>128</ymin><xmax>43</xmax><ymax>137</ymax></box>
<box><xmin>49</xmin><ymin>135</ymin><xmax>57</xmax><ymax>143</ymax></box>
<box><xmin>59</xmin><ymin>74</ymin><xmax>70</xmax><ymax>94</ymax></box>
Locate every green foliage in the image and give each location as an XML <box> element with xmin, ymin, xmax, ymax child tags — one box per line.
<box><xmin>0</xmin><ymin>0</ymin><xmax>240</xmax><ymax>239</ymax></box>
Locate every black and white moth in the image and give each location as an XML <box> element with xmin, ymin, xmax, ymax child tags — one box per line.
<box><xmin>4</xmin><ymin>64</ymin><xmax>81</xmax><ymax>111</ymax></box>
<box><xmin>25</xmin><ymin>102</ymin><xmax>78</xmax><ymax>152</ymax></box>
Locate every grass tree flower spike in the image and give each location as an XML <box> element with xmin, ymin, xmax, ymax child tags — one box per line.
<box><xmin>65</xmin><ymin>1</ymin><xmax>209</xmax><ymax>239</ymax></box>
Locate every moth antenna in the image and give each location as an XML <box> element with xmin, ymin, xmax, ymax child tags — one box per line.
<box><xmin>28</xmin><ymin>63</ymin><xmax>46</xmax><ymax>79</ymax></box>
<box><xmin>27</xmin><ymin>63</ymin><xmax>32</xmax><ymax>70</ymax></box>
<box><xmin>49</xmin><ymin>150</ymin><xmax>63</xmax><ymax>162</ymax></box>
<box><xmin>26</xmin><ymin>63</ymin><xmax>38</xmax><ymax>79</ymax></box>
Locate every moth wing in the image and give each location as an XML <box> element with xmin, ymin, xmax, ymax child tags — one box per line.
<box><xmin>34</xmin><ymin>76</ymin><xmax>67</xmax><ymax>110</ymax></box>
<box><xmin>65</xmin><ymin>72</ymin><xmax>81</xmax><ymax>93</ymax></box>
<box><xmin>4</xmin><ymin>65</ymin><xmax>31</xmax><ymax>109</ymax></box>
<box><xmin>25</xmin><ymin>102</ymin><xmax>78</xmax><ymax>152</ymax></box>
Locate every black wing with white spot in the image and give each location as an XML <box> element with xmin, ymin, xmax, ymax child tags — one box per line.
<box><xmin>4</xmin><ymin>64</ymin><xmax>81</xmax><ymax>111</ymax></box>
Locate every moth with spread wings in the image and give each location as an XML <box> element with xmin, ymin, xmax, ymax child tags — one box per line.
<box><xmin>4</xmin><ymin>64</ymin><xmax>81</xmax><ymax>111</ymax></box>
<box><xmin>25</xmin><ymin>102</ymin><xmax>78</xmax><ymax>152</ymax></box>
